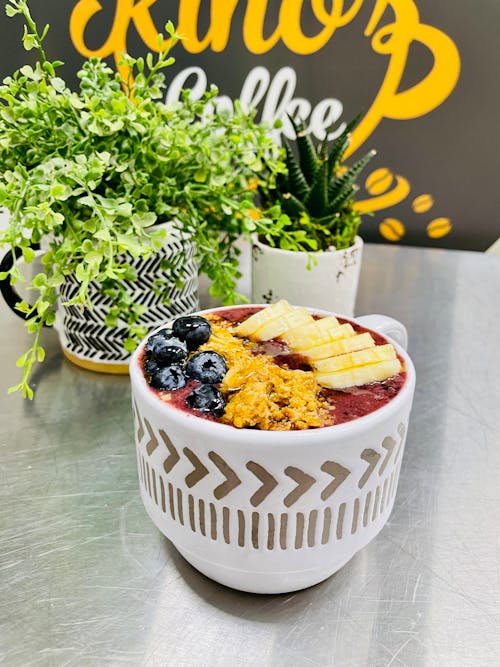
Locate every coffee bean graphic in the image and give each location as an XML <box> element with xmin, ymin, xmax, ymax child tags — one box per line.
<box><xmin>412</xmin><ymin>194</ymin><xmax>434</xmax><ymax>213</ymax></box>
<box><xmin>365</xmin><ymin>168</ymin><xmax>394</xmax><ymax>195</ymax></box>
<box><xmin>427</xmin><ymin>217</ymin><xmax>452</xmax><ymax>238</ymax></box>
<box><xmin>379</xmin><ymin>218</ymin><xmax>405</xmax><ymax>242</ymax></box>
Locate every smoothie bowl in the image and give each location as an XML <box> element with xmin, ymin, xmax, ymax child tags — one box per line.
<box><xmin>129</xmin><ymin>302</ymin><xmax>415</xmax><ymax>594</ymax></box>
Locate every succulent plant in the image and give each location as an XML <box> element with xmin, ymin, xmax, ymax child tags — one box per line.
<box><xmin>259</xmin><ymin>114</ymin><xmax>375</xmax><ymax>251</ymax></box>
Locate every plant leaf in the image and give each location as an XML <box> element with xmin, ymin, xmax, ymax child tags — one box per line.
<box><xmin>22</xmin><ymin>246</ymin><xmax>35</xmax><ymax>263</ymax></box>
<box><xmin>283</xmin><ymin>139</ymin><xmax>309</xmax><ymax>202</ymax></box>
<box><xmin>305</xmin><ymin>160</ymin><xmax>329</xmax><ymax>217</ymax></box>
<box><xmin>325</xmin><ymin>114</ymin><xmax>362</xmax><ymax>180</ymax></box>
<box><xmin>281</xmin><ymin>192</ymin><xmax>308</xmax><ymax>219</ymax></box>
<box><xmin>328</xmin><ymin>149</ymin><xmax>376</xmax><ymax>204</ymax></box>
<box><xmin>288</xmin><ymin>114</ymin><xmax>318</xmax><ymax>185</ymax></box>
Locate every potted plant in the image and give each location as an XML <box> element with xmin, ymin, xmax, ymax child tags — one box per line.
<box><xmin>253</xmin><ymin>114</ymin><xmax>375</xmax><ymax>315</ymax></box>
<box><xmin>0</xmin><ymin>0</ymin><xmax>284</xmax><ymax>397</ymax></box>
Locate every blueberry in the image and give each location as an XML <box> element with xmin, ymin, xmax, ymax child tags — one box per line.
<box><xmin>158</xmin><ymin>328</ymin><xmax>173</xmax><ymax>339</ymax></box>
<box><xmin>145</xmin><ymin>331</ymin><xmax>170</xmax><ymax>357</ymax></box>
<box><xmin>186</xmin><ymin>351</ymin><xmax>227</xmax><ymax>384</ymax></box>
<box><xmin>172</xmin><ymin>316</ymin><xmax>212</xmax><ymax>351</ymax></box>
<box><xmin>145</xmin><ymin>332</ymin><xmax>187</xmax><ymax>366</ymax></box>
<box><xmin>185</xmin><ymin>384</ymin><xmax>226</xmax><ymax>417</ymax></box>
<box><xmin>144</xmin><ymin>357</ymin><xmax>159</xmax><ymax>376</ymax></box>
<box><xmin>149</xmin><ymin>364</ymin><xmax>187</xmax><ymax>391</ymax></box>
<box><xmin>145</xmin><ymin>328</ymin><xmax>172</xmax><ymax>352</ymax></box>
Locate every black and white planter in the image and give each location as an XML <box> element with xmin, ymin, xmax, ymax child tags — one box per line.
<box><xmin>57</xmin><ymin>222</ymin><xmax>199</xmax><ymax>373</ymax></box>
<box><xmin>0</xmin><ymin>221</ymin><xmax>199</xmax><ymax>374</ymax></box>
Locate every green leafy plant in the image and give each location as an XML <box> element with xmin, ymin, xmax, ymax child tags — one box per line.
<box><xmin>0</xmin><ymin>0</ymin><xmax>285</xmax><ymax>397</ymax></box>
<box><xmin>259</xmin><ymin>114</ymin><xmax>376</xmax><ymax>251</ymax></box>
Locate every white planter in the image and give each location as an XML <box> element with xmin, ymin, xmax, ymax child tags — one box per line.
<box><xmin>251</xmin><ymin>235</ymin><xmax>363</xmax><ymax>316</ymax></box>
<box><xmin>130</xmin><ymin>306</ymin><xmax>415</xmax><ymax>594</ymax></box>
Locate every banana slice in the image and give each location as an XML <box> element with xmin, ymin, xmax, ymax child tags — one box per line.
<box><xmin>254</xmin><ymin>307</ymin><xmax>313</xmax><ymax>341</ymax></box>
<box><xmin>233</xmin><ymin>301</ymin><xmax>402</xmax><ymax>391</ymax></box>
<box><xmin>281</xmin><ymin>316</ymin><xmax>342</xmax><ymax>349</ymax></box>
<box><xmin>303</xmin><ymin>332</ymin><xmax>375</xmax><ymax>362</ymax></box>
<box><xmin>235</xmin><ymin>300</ymin><xmax>293</xmax><ymax>338</ymax></box>
<box><xmin>313</xmin><ymin>344</ymin><xmax>396</xmax><ymax>373</ymax></box>
<box><xmin>315</xmin><ymin>358</ymin><xmax>402</xmax><ymax>389</ymax></box>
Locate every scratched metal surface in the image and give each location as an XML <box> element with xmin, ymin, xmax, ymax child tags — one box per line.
<box><xmin>0</xmin><ymin>245</ymin><xmax>499</xmax><ymax>667</ymax></box>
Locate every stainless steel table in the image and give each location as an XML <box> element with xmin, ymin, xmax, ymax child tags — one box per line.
<box><xmin>1</xmin><ymin>244</ymin><xmax>499</xmax><ymax>666</ymax></box>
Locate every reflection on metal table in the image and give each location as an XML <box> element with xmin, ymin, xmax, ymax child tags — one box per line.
<box><xmin>1</xmin><ymin>244</ymin><xmax>499</xmax><ymax>666</ymax></box>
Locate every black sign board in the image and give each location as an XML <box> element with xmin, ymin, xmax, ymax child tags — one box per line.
<box><xmin>1</xmin><ymin>1</ymin><xmax>499</xmax><ymax>250</ymax></box>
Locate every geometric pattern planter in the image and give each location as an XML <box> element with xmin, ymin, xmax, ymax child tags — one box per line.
<box><xmin>57</xmin><ymin>223</ymin><xmax>199</xmax><ymax>372</ymax></box>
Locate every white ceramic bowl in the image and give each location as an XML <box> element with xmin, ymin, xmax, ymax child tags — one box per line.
<box><xmin>129</xmin><ymin>307</ymin><xmax>416</xmax><ymax>594</ymax></box>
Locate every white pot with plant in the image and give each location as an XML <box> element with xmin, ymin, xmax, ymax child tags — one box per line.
<box><xmin>253</xmin><ymin>115</ymin><xmax>375</xmax><ymax>316</ymax></box>
<box><xmin>0</xmin><ymin>0</ymin><xmax>284</xmax><ymax>398</ymax></box>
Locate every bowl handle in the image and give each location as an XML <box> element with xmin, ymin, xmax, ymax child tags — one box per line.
<box><xmin>356</xmin><ymin>314</ymin><xmax>408</xmax><ymax>350</ymax></box>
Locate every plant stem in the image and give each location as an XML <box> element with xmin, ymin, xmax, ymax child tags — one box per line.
<box><xmin>18</xmin><ymin>1</ymin><xmax>48</xmax><ymax>65</ymax></box>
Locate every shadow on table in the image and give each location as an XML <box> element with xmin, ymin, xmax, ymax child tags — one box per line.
<box><xmin>164</xmin><ymin>530</ymin><xmax>430</xmax><ymax>665</ymax></box>
<box><xmin>166</xmin><ymin>538</ymin><xmax>344</xmax><ymax>618</ymax></box>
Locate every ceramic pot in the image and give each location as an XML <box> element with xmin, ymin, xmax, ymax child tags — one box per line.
<box><xmin>129</xmin><ymin>305</ymin><xmax>415</xmax><ymax>594</ymax></box>
<box><xmin>0</xmin><ymin>222</ymin><xmax>199</xmax><ymax>373</ymax></box>
<box><xmin>251</xmin><ymin>235</ymin><xmax>363</xmax><ymax>316</ymax></box>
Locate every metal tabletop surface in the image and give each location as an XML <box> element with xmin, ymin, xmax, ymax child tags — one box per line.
<box><xmin>1</xmin><ymin>244</ymin><xmax>499</xmax><ymax>667</ymax></box>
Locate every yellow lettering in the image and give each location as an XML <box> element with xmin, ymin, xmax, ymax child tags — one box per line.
<box><xmin>243</xmin><ymin>0</ymin><xmax>364</xmax><ymax>55</ymax></box>
<box><xmin>129</xmin><ymin>0</ymin><xmax>163</xmax><ymax>51</ymax></box>
<box><xmin>70</xmin><ymin>0</ymin><xmax>127</xmax><ymax>59</ymax></box>
<box><xmin>243</xmin><ymin>0</ymin><xmax>280</xmax><ymax>54</ymax></box>
<box><xmin>69</xmin><ymin>0</ymin><xmax>460</xmax><ymax>162</ymax></box>
<box><xmin>336</xmin><ymin>0</ymin><xmax>364</xmax><ymax>27</ymax></box>
<box><xmin>278</xmin><ymin>0</ymin><xmax>337</xmax><ymax>54</ymax></box>
<box><xmin>70</xmin><ymin>0</ymin><xmax>169</xmax><ymax>80</ymax></box>
<box><xmin>178</xmin><ymin>0</ymin><xmax>239</xmax><ymax>53</ymax></box>
<box><xmin>311</xmin><ymin>0</ymin><xmax>363</xmax><ymax>29</ymax></box>
<box><xmin>348</xmin><ymin>0</ymin><xmax>460</xmax><ymax>156</ymax></box>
